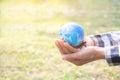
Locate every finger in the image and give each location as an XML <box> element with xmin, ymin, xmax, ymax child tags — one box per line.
<box><xmin>64</xmin><ymin>57</ymin><xmax>93</xmax><ymax>66</ymax></box>
<box><xmin>59</xmin><ymin>40</ymin><xmax>71</xmax><ymax>54</ymax></box>
<box><xmin>63</xmin><ymin>43</ymin><xmax>74</xmax><ymax>53</ymax></box>
<box><xmin>64</xmin><ymin>42</ymin><xmax>79</xmax><ymax>53</ymax></box>
<box><xmin>55</xmin><ymin>39</ymin><xmax>64</xmax><ymax>54</ymax></box>
<box><xmin>61</xmin><ymin>54</ymin><xmax>82</xmax><ymax>65</ymax></box>
<box><xmin>71</xmin><ymin>54</ymin><xmax>97</xmax><ymax>66</ymax></box>
<box><xmin>62</xmin><ymin>52</ymin><xmax>81</xmax><ymax>61</ymax></box>
<box><xmin>73</xmin><ymin>59</ymin><xmax>94</xmax><ymax>66</ymax></box>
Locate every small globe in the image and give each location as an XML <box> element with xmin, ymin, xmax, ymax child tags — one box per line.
<box><xmin>59</xmin><ymin>22</ymin><xmax>84</xmax><ymax>47</ymax></box>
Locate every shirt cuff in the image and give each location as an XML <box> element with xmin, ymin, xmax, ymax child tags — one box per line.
<box><xmin>104</xmin><ymin>46</ymin><xmax>120</xmax><ymax>66</ymax></box>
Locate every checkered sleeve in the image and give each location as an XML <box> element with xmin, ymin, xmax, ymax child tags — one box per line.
<box><xmin>104</xmin><ymin>46</ymin><xmax>120</xmax><ymax>66</ymax></box>
<box><xmin>90</xmin><ymin>31</ymin><xmax>120</xmax><ymax>66</ymax></box>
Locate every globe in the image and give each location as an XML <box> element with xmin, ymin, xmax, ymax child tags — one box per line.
<box><xmin>59</xmin><ymin>22</ymin><xmax>84</xmax><ymax>47</ymax></box>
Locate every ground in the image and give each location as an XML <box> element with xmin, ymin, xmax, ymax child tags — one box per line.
<box><xmin>0</xmin><ymin>0</ymin><xmax>120</xmax><ymax>80</ymax></box>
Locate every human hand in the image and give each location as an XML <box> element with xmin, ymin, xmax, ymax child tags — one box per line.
<box><xmin>62</xmin><ymin>46</ymin><xmax>105</xmax><ymax>66</ymax></box>
<box><xmin>55</xmin><ymin>36</ymin><xmax>95</xmax><ymax>54</ymax></box>
<box><xmin>55</xmin><ymin>39</ymin><xmax>79</xmax><ymax>54</ymax></box>
<box><xmin>55</xmin><ymin>39</ymin><xmax>105</xmax><ymax>66</ymax></box>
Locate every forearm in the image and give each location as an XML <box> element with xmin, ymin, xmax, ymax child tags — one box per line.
<box><xmin>94</xmin><ymin>47</ymin><xmax>105</xmax><ymax>59</ymax></box>
<box><xmin>92</xmin><ymin>46</ymin><xmax>120</xmax><ymax>66</ymax></box>
<box><xmin>89</xmin><ymin>31</ymin><xmax>120</xmax><ymax>66</ymax></box>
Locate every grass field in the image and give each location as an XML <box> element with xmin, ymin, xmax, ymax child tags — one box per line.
<box><xmin>0</xmin><ymin>0</ymin><xmax>120</xmax><ymax>80</ymax></box>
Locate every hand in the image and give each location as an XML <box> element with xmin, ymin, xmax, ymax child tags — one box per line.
<box><xmin>75</xmin><ymin>36</ymin><xmax>95</xmax><ymax>48</ymax></box>
<box><xmin>55</xmin><ymin>39</ymin><xmax>105</xmax><ymax>66</ymax></box>
<box><xmin>62</xmin><ymin>46</ymin><xmax>105</xmax><ymax>66</ymax></box>
<box><xmin>55</xmin><ymin>36</ymin><xmax>95</xmax><ymax>54</ymax></box>
<box><xmin>55</xmin><ymin>39</ymin><xmax>79</xmax><ymax>54</ymax></box>
<box><xmin>84</xmin><ymin>36</ymin><xmax>95</xmax><ymax>46</ymax></box>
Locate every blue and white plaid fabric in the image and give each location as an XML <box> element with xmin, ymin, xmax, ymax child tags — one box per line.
<box><xmin>91</xmin><ymin>31</ymin><xmax>120</xmax><ymax>66</ymax></box>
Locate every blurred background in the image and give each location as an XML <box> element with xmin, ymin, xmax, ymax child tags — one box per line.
<box><xmin>0</xmin><ymin>0</ymin><xmax>120</xmax><ymax>80</ymax></box>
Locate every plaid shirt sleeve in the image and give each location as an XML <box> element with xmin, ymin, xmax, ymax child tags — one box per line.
<box><xmin>90</xmin><ymin>31</ymin><xmax>120</xmax><ymax>66</ymax></box>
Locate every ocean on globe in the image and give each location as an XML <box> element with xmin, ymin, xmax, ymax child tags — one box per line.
<box><xmin>59</xmin><ymin>22</ymin><xmax>84</xmax><ymax>47</ymax></box>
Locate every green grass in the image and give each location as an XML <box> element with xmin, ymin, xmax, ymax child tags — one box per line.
<box><xmin>0</xmin><ymin>0</ymin><xmax>120</xmax><ymax>80</ymax></box>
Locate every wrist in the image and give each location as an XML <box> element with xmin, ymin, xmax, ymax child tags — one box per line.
<box><xmin>94</xmin><ymin>47</ymin><xmax>105</xmax><ymax>59</ymax></box>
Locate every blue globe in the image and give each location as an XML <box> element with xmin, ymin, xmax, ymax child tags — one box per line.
<box><xmin>59</xmin><ymin>22</ymin><xmax>84</xmax><ymax>47</ymax></box>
